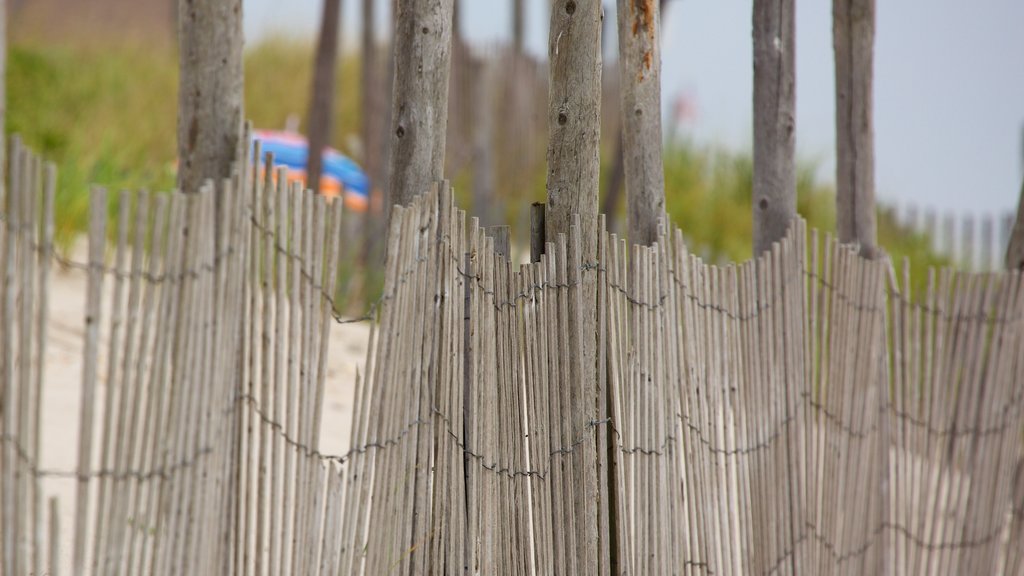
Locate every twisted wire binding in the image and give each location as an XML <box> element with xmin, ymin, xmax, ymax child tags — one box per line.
<box><xmin>6</xmin><ymin>204</ymin><xmax>1021</xmax><ymax>332</ymax></box>
<box><xmin>4</xmin><ymin>201</ymin><xmax>1021</xmax><ymax>482</ymax></box>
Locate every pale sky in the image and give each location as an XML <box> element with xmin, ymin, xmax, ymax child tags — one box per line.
<box><xmin>245</xmin><ymin>0</ymin><xmax>1024</xmax><ymax>217</ymax></box>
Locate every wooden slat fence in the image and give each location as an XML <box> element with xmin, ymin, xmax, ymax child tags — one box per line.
<box><xmin>896</xmin><ymin>204</ymin><xmax>1016</xmax><ymax>272</ymax></box>
<box><xmin>2</xmin><ymin>138</ymin><xmax>1024</xmax><ymax>575</ymax></box>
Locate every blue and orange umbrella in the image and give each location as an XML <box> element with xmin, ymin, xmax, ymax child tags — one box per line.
<box><xmin>253</xmin><ymin>130</ymin><xmax>371</xmax><ymax>212</ymax></box>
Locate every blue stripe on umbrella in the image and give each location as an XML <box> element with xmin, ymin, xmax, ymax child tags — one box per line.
<box><xmin>253</xmin><ymin>131</ymin><xmax>371</xmax><ymax>198</ymax></box>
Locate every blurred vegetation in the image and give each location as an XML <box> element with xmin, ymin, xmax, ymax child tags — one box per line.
<box><xmin>7</xmin><ymin>39</ymin><xmax>947</xmax><ymax>300</ymax></box>
<box><xmin>658</xmin><ymin>140</ymin><xmax>948</xmax><ymax>278</ymax></box>
<box><xmin>8</xmin><ymin>39</ymin><xmax>364</xmax><ymax>250</ymax></box>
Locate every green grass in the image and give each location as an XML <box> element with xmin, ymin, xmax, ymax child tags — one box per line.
<box><xmin>7</xmin><ymin>39</ymin><xmax>948</xmax><ymax>298</ymax></box>
<box><xmin>8</xmin><ymin>39</ymin><xmax>364</xmax><ymax>251</ymax></box>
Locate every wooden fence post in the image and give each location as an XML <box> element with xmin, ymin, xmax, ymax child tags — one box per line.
<box><xmin>531</xmin><ymin>202</ymin><xmax>546</xmax><ymax>263</ymax></box>
<box><xmin>752</xmin><ymin>0</ymin><xmax>796</xmax><ymax>256</ymax></box>
<box><xmin>545</xmin><ymin>0</ymin><xmax>605</xmax><ymax>572</ymax></box>
<box><xmin>617</xmin><ymin>0</ymin><xmax>665</xmax><ymax>247</ymax></box>
<box><xmin>1007</xmin><ymin>178</ymin><xmax>1024</xmax><ymax>269</ymax></box>
<box><xmin>387</xmin><ymin>0</ymin><xmax>455</xmax><ymax>214</ymax></box>
<box><xmin>834</xmin><ymin>0</ymin><xmax>878</xmax><ymax>257</ymax></box>
<box><xmin>306</xmin><ymin>0</ymin><xmax>343</xmax><ymax>194</ymax></box>
<box><xmin>473</xmin><ymin>57</ymin><xmax>497</xmax><ymax>227</ymax></box>
<box><xmin>177</xmin><ymin>0</ymin><xmax>243</xmax><ymax>200</ymax></box>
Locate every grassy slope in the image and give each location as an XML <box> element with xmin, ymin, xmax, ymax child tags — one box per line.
<box><xmin>7</xmin><ymin>40</ymin><xmax>946</xmax><ymax>293</ymax></box>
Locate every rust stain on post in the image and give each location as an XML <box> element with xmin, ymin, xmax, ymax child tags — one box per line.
<box><xmin>631</xmin><ymin>0</ymin><xmax>657</xmax><ymax>41</ymax></box>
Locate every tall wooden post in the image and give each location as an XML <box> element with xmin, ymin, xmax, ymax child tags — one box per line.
<box><xmin>545</xmin><ymin>0</ymin><xmax>604</xmax><ymax>573</ymax></box>
<box><xmin>387</xmin><ymin>0</ymin><xmax>455</xmax><ymax>213</ymax></box>
<box><xmin>0</xmin><ymin>0</ymin><xmax>6</xmax><ymax>197</ymax></box>
<box><xmin>617</xmin><ymin>0</ymin><xmax>665</xmax><ymax>246</ymax></box>
<box><xmin>834</xmin><ymin>0</ymin><xmax>878</xmax><ymax>257</ymax></box>
<box><xmin>1007</xmin><ymin>178</ymin><xmax>1024</xmax><ymax>270</ymax></box>
<box><xmin>472</xmin><ymin>57</ymin><xmax>497</xmax><ymax>226</ymax></box>
<box><xmin>513</xmin><ymin>0</ymin><xmax>525</xmax><ymax>54</ymax></box>
<box><xmin>177</xmin><ymin>0</ymin><xmax>244</xmax><ymax>197</ymax></box>
<box><xmin>362</xmin><ymin>0</ymin><xmax>378</xmax><ymax>183</ymax></box>
<box><xmin>307</xmin><ymin>0</ymin><xmax>343</xmax><ymax>195</ymax></box>
<box><xmin>546</xmin><ymin>0</ymin><xmax>601</xmax><ymax>253</ymax></box>
<box><xmin>752</xmin><ymin>0</ymin><xmax>796</xmax><ymax>256</ymax></box>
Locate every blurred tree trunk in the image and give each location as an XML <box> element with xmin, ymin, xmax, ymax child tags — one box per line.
<box><xmin>362</xmin><ymin>0</ymin><xmax>397</xmax><ymax>266</ymax></box>
<box><xmin>834</xmin><ymin>0</ymin><xmax>877</xmax><ymax>257</ymax></box>
<box><xmin>545</xmin><ymin>0</ymin><xmax>603</xmax><ymax>573</ymax></box>
<box><xmin>307</xmin><ymin>0</ymin><xmax>343</xmax><ymax>195</ymax></box>
<box><xmin>600</xmin><ymin>136</ymin><xmax>625</xmax><ymax>232</ymax></box>
<box><xmin>1007</xmin><ymin>178</ymin><xmax>1024</xmax><ymax>269</ymax></box>
<box><xmin>512</xmin><ymin>0</ymin><xmax>524</xmax><ymax>53</ymax></box>
<box><xmin>362</xmin><ymin>0</ymin><xmax>380</xmax><ymax>187</ymax></box>
<box><xmin>177</xmin><ymin>0</ymin><xmax>243</xmax><ymax>199</ymax></box>
<box><xmin>360</xmin><ymin>0</ymin><xmax>380</xmax><ymax>266</ymax></box>
<box><xmin>504</xmin><ymin>0</ymin><xmax>532</xmax><ymax>229</ymax></box>
<box><xmin>387</xmin><ymin>0</ymin><xmax>454</xmax><ymax>214</ymax></box>
<box><xmin>446</xmin><ymin>0</ymin><xmax>472</xmax><ymax>176</ymax></box>
<box><xmin>1</xmin><ymin>0</ymin><xmax>6</xmax><ymax>172</ymax></box>
<box><xmin>616</xmin><ymin>0</ymin><xmax>665</xmax><ymax>246</ymax></box>
<box><xmin>752</xmin><ymin>0</ymin><xmax>796</xmax><ymax>256</ymax></box>
<box><xmin>471</xmin><ymin>56</ymin><xmax>496</xmax><ymax>226</ymax></box>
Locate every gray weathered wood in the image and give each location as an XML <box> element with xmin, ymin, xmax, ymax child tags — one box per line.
<box><xmin>387</xmin><ymin>0</ymin><xmax>454</xmax><ymax>212</ymax></box>
<box><xmin>490</xmin><ymin>225</ymin><xmax>511</xmax><ymax>261</ymax></box>
<box><xmin>361</xmin><ymin>0</ymin><xmax>381</xmax><ymax>194</ymax></box>
<box><xmin>306</xmin><ymin>0</ymin><xmax>343</xmax><ymax>194</ymax></box>
<box><xmin>0</xmin><ymin>0</ymin><xmax>6</xmax><ymax>190</ymax></box>
<box><xmin>1006</xmin><ymin>178</ymin><xmax>1024</xmax><ymax>269</ymax></box>
<box><xmin>512</xmin><ymin>0</ymin><xmax>524</xmax><ymax>53</ymax></box>
<box><xmin>545</xmin><ymin>0</ymin><xmax>602</xmax><ymax>259</ymax></box>
<box><xmin>531</xmin><ymin>202</ymin><xmax>546</xmax><ymax>263</ymax></box>
<box><xmin>31</xmin><ymin>163</ymin><xmax>54</xmax><ymax>576</ymax></box>
<box><xmin>617</xmin><ymin>0</ymin><xmax>665</xmax><ymax>247</ymax></box>
<box><xmin>72</xmin><ymin>187</ymin><xmax>108</xmax><ymax>574</ymax></box>
<box><xmin>177</xmin><ymin>0</ymin><xmax>244</xmax><ymax>198</ymax></box>
<box><xmin>472</xmin><ymin>57</ymin><xmax>497</xmax><ymax>227</ymax></box>
<box><xmin>89</xmin><ymin>190</ymin><xmax>130</xmax><ymax>574</ymax></box>
<box><xmin>752</xmin><ymin>0</ymin><xmax>796</xmax><ymax>256</ymax></box>
<box><xmin>2</xmin><ymin>139</ymin><xmax>21</xmax><ymax>576</ymax></box>
<box><xmin>545</xmin><ymin>2</ymin><xmax>603</xmax><ymax>572</ymax></box>
<box><xmin>48</xmin><ymin>497</ymin><xmax>58</xmax><ymax>576</ymax></box>
<box><xmin>833</xmin><ymin>0</ymin><xmax>878</xmax><ymax>257</ymax></box>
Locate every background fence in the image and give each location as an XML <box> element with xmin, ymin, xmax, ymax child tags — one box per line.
<box><xmin>895</xmin><ymin>204</ymin><xmax>1016</xmax><ymax>272</ymax></box>
<box><xmin>2</xmin><ymin>138</ymin><xmax>1024</xmax><ymax>575</ymax></box>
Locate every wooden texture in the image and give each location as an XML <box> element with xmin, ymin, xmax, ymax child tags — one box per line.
<box><xmin>306</xmin><ymin>0</ymin><xmax>343</xmax><ymax>194</ymax></box>
<box><xmin>71</xmin><ymin>185</ymin><xmax>107</xmax><ymax>574</ymax></box>
<box><xmin>545</xmin><ymin>0</ymin><xmax>601</xmax><ymax>259</ymax></box>
<box><xmin>896</xmin><ymin>204</ymin><xmax>1016</xmax><ymax>272</ymax></box>
<box><xmin>752</xmin><ymin>0</ymin><xmax>797</xmax><ymax>256</ymax></box>
<box><xmin>531</xmin><ymin>202</ymin><xmax>546</xmax><ymax>263</ymax></box>
<box><xmin>360</xmin><ymin>0</ymin><xmax>382</xmax><ymax>199</ymax></box>
<box><xmin>0</xmin><ymin>0</ymin><xmax>5</xmax><ymax>155</ymax></box>
<box><xmin>544</xmin><ymin>1</ymin><xmax>604</xmax><ymax>571</ymax></box>
<box><xmin>176</xmin><ymin>0</ymin><xmax>243</xmax><ymax>197</ymax></box>
<box><xmin>4</xmin><ymin>137</ymin><xmax>1024</xmax><ymax>575</ymax></box>
<box><xmin>834</xmin><ymin>0</ymin><xmax>878</xmax><ymax>256</ymax></box>
<box><xmin>1007</xmin><ymin>178</ymin><xmax>1024</xmax><ymax>269</ymax></box>
<box><xmin>512</xmin><ymin>0</ymin><xmax>524</xmax><ymax>53</ymax></box>
<box><xmin>472</xmin><ymin>57</ymin><xmax>497</xmax><ymax>227</ymax></box>
<box><xmin>616</xmin><ymin>0</ymin><xmax>665</xmax><ymax>247</ymax></box>
<box><xmin>387</xmin><ymin>0</ymin><xmax>455</xmax><ymax>211</ymax></box>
